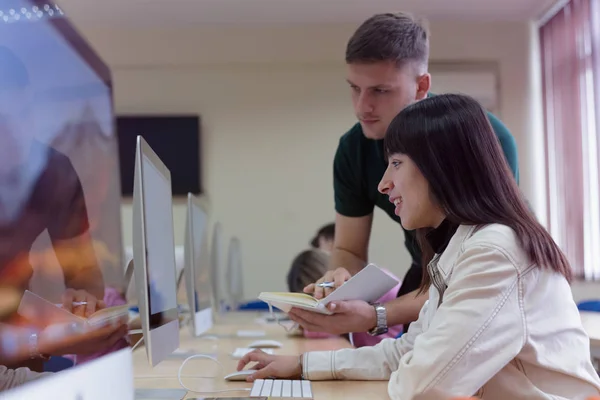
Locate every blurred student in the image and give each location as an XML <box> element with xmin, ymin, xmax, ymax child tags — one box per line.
<box><xmin>286</xmin><ymin>249</ymin><xmax>402</xmax><ymax>347</ymax></box>
<box><xmin>309</xmin><ymin>223</ymin><xmax>335</xmax><ymax>253</ymax></box>
<box><xmin>237</xmin><ymin>94</ymin><xmax>600</xmax><ymax>399</ymax></box>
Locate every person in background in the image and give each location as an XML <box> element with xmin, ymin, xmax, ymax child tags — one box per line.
<box><xmin>287</xmin><ymin>11</ymin><xmax>520</xmax><ymax>338</ymax></box>
<box><xmin>237</xmin><ymin>94</ymin><xmax>600</xmax><ymax>399</ymax></box>
<box><xmin>309</xmin><ymin>223</ymin><xmax>335</xmax><ymax>253</ymax></box>
<box><xmin>286</xmin><ymin>249</ymin><xmax>403</xmax><ymax>347</ymax></box>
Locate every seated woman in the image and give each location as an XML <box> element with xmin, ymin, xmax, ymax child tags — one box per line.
<box><xmin>237</xmin><ymin>94</ymin><xmax>600</xmax><ymax>399</ymax></box>
<box><xmin>286</xmin><ymin>249</ymin><xmax>402</xmax><ymax>346</ymax></box>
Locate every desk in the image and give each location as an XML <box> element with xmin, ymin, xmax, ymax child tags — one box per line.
<box><xmin>132</xmin><ymin>312</ymin><xmax>389</xmax><ymax>399</ymax></box>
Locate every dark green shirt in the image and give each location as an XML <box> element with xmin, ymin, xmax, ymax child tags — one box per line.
<box><xmin>333</xmin><ymin>107</ymin><xmax>519</xmax><ymax>268</ymax></box>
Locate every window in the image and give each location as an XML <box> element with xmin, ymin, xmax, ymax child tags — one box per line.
<box><xmin>540</xmin><ymin>0</ymin><xmax>600</xmax><ymax>280</ymax></box>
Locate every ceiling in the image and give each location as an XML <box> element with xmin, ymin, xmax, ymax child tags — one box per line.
<box><xmin>55</xmin><ymin>0</ymin><xmax>558</xmax><ymax>28</ymax></box>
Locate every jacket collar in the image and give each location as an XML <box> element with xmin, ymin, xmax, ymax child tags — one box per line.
<box><xmin>436</xmin><ymin>224</ymin><xmax>478</xmax><ymax>280</ymax></box>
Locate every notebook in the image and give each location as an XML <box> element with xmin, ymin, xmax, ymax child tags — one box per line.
<box><xmin>258</xmin><ymin>264</ymin><xmax>399</xmax><ymax>315</ymax></box>
<box><xmin>17</xmin><ymin>290</ymin><xmax>131</xmax><ymax>330</ymax></box>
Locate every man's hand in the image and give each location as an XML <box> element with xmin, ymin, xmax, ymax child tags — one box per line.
<box><xmin>304</xmin><ymin>267</ymin><xmax>352</xmax><ymax>300</ymax></box>
<box><xmin>237</xmin><ymin>350</ymin><xmax>302</xmax><ymax>382</ymax></box>
<box><xmin>61</xmin><ymin>288</ymin><xmax>105</xmax><ymax>318</ymax></box>
<box><xmin>38</xmin><ymin>322</ymin><xmax>127</xmax><ymax>356</ymax></box>
<box><xmin>288</xmin><ymin>300</ymin><xmax>376</xmax><ymax>335</ymax></box>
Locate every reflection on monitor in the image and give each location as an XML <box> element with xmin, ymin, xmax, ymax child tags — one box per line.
<box><xmin>227</xmin><ymin>236</ymin><xmax>244</xmax><ymax>310</ymax></box>
<box><xmin>132</xmin><ymin>135</ymin><xmax>179</xmax><ymax>367</ymax></box>
<box><xmin>0</xmin><ymin>0</ymin><xmax>124</xmax><ymax>302</ymax></box>
<box><xmin>184</xmin><ymin>193</ymin><xmax>213</xmax><ymax>336</ymax></box>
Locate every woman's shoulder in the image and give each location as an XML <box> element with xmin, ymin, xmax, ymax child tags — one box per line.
<box><xmin>454</xmin><ymin>224</ymin><xmax>529</xmax><ymax>268</ymax></box>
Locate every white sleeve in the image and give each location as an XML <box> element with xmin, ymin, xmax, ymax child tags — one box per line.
<box><xmin>303</xmin><ymin>299</ymin><xmax>430</xmax><ymax>381</ymax></box>
<box><xmin>387</xmin><ymin>245</ymin><xmax>525</xmax><ymax>399</ymax></box>
<box><xmin>0</xmin><ymin>366</ymin><xmax>51</xmax><ymax>391</ymax></box>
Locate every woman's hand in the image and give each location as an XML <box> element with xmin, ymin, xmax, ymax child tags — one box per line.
<box><xmin>61</xmin><ymin>288</ymin><xmax>105</xmax><ymax>318</ymax></box>
<box><xmin>237</xmin><ymin>350</ymin><xmax>302</xmax><ymax>382</ymax></box>
<box><xmin>303</xmin><ymin>267</ymin><xmax>352</xmax><ymax>299</ymax></box>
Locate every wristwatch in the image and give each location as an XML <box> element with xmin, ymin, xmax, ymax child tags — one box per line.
<box><xmin>368</xmin><ymin>302</ymin><xmax>388</xmax><ymax>336</ymax></box>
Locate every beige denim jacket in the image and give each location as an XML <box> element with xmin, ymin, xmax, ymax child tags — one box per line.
<box><xmin>302</xmin><ymin>224</ymin><xmax>600</xmax><ymax>400</ymax></box>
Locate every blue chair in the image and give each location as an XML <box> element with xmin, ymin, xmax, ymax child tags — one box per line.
<box><xmin>237</xmin><ymin>300</ymin><xmax>271</xmax><ymax>311</ymax></box>
<box><xmin>577</xmin><ymin>300</ymin><xmax>600</xmax><ymax>312</ymax></box>
<box><xmin>43</xmin><ymin>356</ymin><xmax>74</xmax><ymax>372</ymax></box>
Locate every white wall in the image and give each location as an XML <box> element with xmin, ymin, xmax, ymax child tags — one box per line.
<box><xmin>73</xmin><ymin>20</ymin><xmax>597</xmax><ymax>300</ymax></box>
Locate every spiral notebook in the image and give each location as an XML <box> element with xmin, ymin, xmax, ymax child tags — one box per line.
<box><xmin>258</xmin><ymin>264</ymin><xmax>399</xmax><ymax>315</ymax></box>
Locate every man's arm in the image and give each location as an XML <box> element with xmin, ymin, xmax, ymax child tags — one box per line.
<box><xmin>47</xmin><ymin>154</ymin><xmax>105</xmax><ymax>299</ymax></box>
<box><xmin>329</xmin><ymin>213</ymin><xmax>373</xmax><ymax>275</ymax></box>
<box><xmin>52</xmin><ymin>233</ymin><xmax>105</xmax><ymax>299</ymax></box>
<box><xmin>384</xmin><ymin>289</ymin><xmax>428</xmax><ymax>326</ymax></box>
<box><xmin>288</xmin><ymin>288</ymin><xmax>427</xmax><ymax>335</ymax></box>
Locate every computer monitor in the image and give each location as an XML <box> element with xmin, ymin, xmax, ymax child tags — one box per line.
<box><xmin>0</xmin><ymin>348</ymin><xmax>134</xmax><ymax>400</ymax></box>
<box><xmin>132</xmin><ymin>135</ymin><xmax>180</xmax><ymax>367</ymax></box>
<box><xmin>226</xmin><ymin>236</ymin><xmax>244</xmax><ymax>310</ymax></box>
<box><xmin>184</xmin><ymin>193</ymin><xmax>213</xmax><ymax>336</ymax></box>
<box><xmin>210</xmin><ymin>221</ymin><xmax>226</xmax><ymax>312</ymax></box>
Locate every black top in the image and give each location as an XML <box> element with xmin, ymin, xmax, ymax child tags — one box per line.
<box><xmin>425</xmin><ymin>219</ymin><xmax>460</xmax><ymax>255</ymax></box>
<box><xmin>0</xmin><ymin>141</ymin><xmax>89</xmax><ymax>290</ymax></box>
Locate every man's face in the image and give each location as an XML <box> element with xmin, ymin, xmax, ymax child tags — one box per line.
<box><xmin>346</xmin><ymin>61</ymin><xmax>429</xmax><ymax>140</ymax></box>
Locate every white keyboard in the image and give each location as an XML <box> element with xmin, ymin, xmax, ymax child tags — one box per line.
<box><xmin>250</xmin><ymin>379</ymin><xmax>313</xmax><ymax>398</ymax></box>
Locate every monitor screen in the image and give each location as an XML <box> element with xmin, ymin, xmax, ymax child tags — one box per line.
<box><xmin>190</xmin><ymin>198</ymin><xmax>211</xmax><ymax>310</ymax></box>
<box><xmin>0</xmin><ymin>0</ymin><xmax>123</xmax><ymax>306</ymax></box>
<box><xmin>141</xmin><ymin>154</ymin><xmax>178</xmax><ymax>323</ymax></box>
<box><xmin>117</xmin><ymin>115</ymin><xmax>201</xmax><ymax>197</ymax></box>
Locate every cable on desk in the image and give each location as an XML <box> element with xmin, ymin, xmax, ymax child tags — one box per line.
<box><xmin>267</xmin><ymin>302</ymin><xmax>299</xmax><ymax>333</ymax></box>
<box><xmin>131</xmin><ymin>336</ymin><xmax>145</xmax><ymax>352</ymax></box>
<box><xmin>177</xmin><ymin>353</ymin><xmax>251</xmax><ymax>394</ymax></box>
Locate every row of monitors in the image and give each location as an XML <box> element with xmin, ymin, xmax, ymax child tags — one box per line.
<box><xmin>131</xmin><ymin>135</ymin><xmax>244</xmax><ymax>367</ymax></box>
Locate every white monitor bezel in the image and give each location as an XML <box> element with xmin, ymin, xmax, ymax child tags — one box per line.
<box><xmin>184</xmin><ymin>192</ymin><xmax>214</xmax><ymax>336</ymax></box>
<box><xmin>132</xmin><ymin>135</ymin><xmax>180</xmax><ymax>367</ymax></box>
<box><xmin>0</xmin><ymin>348</ymin><xmax>134</xmax><ymax>400</ymax></box>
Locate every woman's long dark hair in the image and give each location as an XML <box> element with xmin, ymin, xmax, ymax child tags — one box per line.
<box><xmin>384</xmin><ymin>94</ymin><xmax>572</xmax><ymax>292</ymax></box>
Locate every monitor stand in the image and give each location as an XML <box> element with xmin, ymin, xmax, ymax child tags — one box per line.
<box><xmin>134</xmin><ymin>388</ymin><xmax>188</xmax><ymax>399</ymax></box>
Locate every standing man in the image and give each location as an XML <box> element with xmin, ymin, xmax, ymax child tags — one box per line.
<box><xmin>288</xmin><ymin>12</ymin><xmax>519</xmax><ymax>336</ymax></box>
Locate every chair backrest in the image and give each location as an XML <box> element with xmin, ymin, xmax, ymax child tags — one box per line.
<box><xmin>578</xmin><ymin>300</ymin><xmax>600</xmax><ymax>312</ymax></box>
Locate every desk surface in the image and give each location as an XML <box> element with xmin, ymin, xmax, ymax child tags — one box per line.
<box><xmin>132</xmin><ymin>312</ymin><xmax>389</xmax><ymax>399</ymax></box>
<box><xmin>581</xmin><ymin>311</ymin><xmax>600</xmax><ymax>347</ymax></box>
<box><xmin>132</xmin><ymin>311</ymin><xmax>600</xmax><ymax>399</ymax></box>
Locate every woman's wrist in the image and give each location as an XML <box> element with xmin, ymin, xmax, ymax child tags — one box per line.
<box><xmin>297</xmin><ymin>353</ymin><xmax>304</xmax><ymax>379</ymax></box>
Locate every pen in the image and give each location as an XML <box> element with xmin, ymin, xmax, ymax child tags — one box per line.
<box><xmin>316</xmin><ymin>281</ymin><xmax>335</xmax><ymax>288</ymax></box>
<box><xmin>54</xmin><ymin>302</ymin><xmax>89</xmax><ymax>307</ymax></box>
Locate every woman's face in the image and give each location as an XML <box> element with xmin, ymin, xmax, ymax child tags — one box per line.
<box><xmin>378</xmin><ymin>153</ymin><xmax>445</xmax><ymax>230</ymax></box>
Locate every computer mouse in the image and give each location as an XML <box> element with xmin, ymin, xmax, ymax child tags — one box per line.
<box><xmin>223</xmin><ymin>369</ymin><xmax>257</xmax><ymax>381</ymax></box>
<box><xmin>247</xmin><ymin>339</ymin><xmax>283</xmax><ymax>349</ymax></box>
